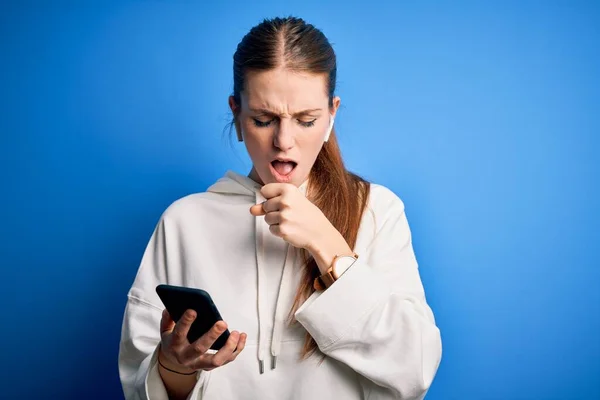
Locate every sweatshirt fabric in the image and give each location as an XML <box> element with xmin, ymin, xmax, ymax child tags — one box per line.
<box><xmin>118</xmin><ymin>170</ymin><xmax>442</xmax><ymax>400</ymax></box>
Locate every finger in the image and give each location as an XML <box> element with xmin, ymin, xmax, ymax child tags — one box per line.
<box><xmin>189</xmin><ymin>331</ymin><xmax>246</xmax><ymax>371</ymax></box>
<box><xmin>160</xmin><ymin>309</ymin><xmax>176</xmax><ymax>337</ymax></box>
<box><xmin>183</xmin><ymin>320</ymin><xmax>228</xmax><ymax>361</ymax></box>
<box><xmin>264</xmin><ymin>211</ymin><xmax>281</xmax><ymax>226</ymax></box>
<box><xmin>210</xmin><ymin>331</ymin><xmax>240</xmax><ymax>367</ymax></box>
<box><xmin>171</xmin><ymin>309</ymin><xmax>196</xmax><ymax>346</ymax></box>
<box><xmin>261</xmin><ymin>197</ymin><xmax>283</xmax><ymax>213</ymax></box>
<box><xmin>269</xmin><ymin>224</ymin><xmax>282</xmax><ymax>238</ymax></box>
<box><xmin>231</xmin><ymin>332</ymin><xmax>247</xmax><ymax>358</ymax></box>
<box><xmin>249</xmin><ymin>203</ymin><xmax>266</xmax><ymax>216</ymax></box>
<box><xmin>260</xmin><ymin>183</ymin><xmax>290</xmax><ymax>199</ymax></box>
<box><xmin>160</xmin><ymin>310</ymin><xmax>176</xmax><ymax>342</ymax></box>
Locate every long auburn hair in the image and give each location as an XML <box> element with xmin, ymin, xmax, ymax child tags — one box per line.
<box><xmin>230</xmin><ymin>16</ymin><xmax>371</xmax><ymax>359</ymax></box>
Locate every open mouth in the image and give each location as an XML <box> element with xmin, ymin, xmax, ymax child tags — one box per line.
<box><xmin>270</xmin><ymin>159</ymin><xmax>297</xmax><ymax>180</ymax></box>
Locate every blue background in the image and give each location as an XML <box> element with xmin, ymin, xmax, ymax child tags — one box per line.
<box><xmin>2</xmin><ymin>1</ymin><xmax>598</xmax><ymax>399</ymax></box>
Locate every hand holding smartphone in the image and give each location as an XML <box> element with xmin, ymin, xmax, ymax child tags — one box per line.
<box><xmin>156</xmin><ymin>284</ymin><xmax>230</xmax><ymax>350</ymax></box>
<box><xmin>155</xmin><ymin>284</ymin><xmax>247</xmax><ymax>374</ymax></box>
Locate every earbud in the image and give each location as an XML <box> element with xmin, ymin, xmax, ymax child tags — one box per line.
<box><xmin>236</xmin><ymin>120</ymin><xmax>244</xmax><ymax>142</ymax></box>
<box><xmin>324</xmin><ymin>114</ymin><xmax>334</xmax><ymax>142</ymax></box>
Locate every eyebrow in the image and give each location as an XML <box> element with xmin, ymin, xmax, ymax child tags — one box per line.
<box><xmin>249</xmin><ymin>108</ymin><xmax>323</xmax><ymax>117</ymax></box>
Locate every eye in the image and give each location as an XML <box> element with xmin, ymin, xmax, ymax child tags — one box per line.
<box><xmin>253</xmin><ymin>118</ymin><xmax>274</xmax><ymax>127</ymax></box>
<box><xmin>298</xmin><ymin>119</ymin><xmax>317</xmax><ymax>128</ymax></box>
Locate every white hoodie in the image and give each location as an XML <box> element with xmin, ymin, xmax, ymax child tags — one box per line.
<box><xmin>118</xmin><ymin>170</ymin><xmax>442</xmax><ymax>400</ymax></box>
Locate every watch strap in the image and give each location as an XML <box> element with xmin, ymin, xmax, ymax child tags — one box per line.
<box><xmin>313</xmin><ymin>253</ymin><xmax>358</xmax><ymax>291</ymax></box>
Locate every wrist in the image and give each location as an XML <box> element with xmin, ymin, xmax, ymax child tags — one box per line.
<box><xmin>308</xmin><ymin>228</ymin><xmax>353</xmax><ymax>275</ymax></box>
<box><xmin>158</xmin><ymin>346</ymin><xmax>196</xmax><ymax>375</ymax></box>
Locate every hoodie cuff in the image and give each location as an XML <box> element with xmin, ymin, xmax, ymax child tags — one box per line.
<box><xmin>141</xmin><ymin>344</ymin><xmax>204</xmax><ymax>400</ymax></box>
<box><xmin>294</xmin><ymin>259</ymin><xmax>391</xmax><ymax>350</ymax></box>
<box><xmin>137</xmin><ymin>345</ymin><xmax>168</xmax><ymax>399</ymax></box>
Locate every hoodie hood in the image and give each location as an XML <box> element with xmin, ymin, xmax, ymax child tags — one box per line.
<box><xmin>207</xmin><ymin>170</ymin><xmax>308</xmax><ymax>196</ymax></box>
<box><xmin>207</xmin><ymin>170</ymin><xmax>263</xmax><ymax>196</ymax></box>
<box><xmin>207</xmin><ymin>170</ymin><xmax>308</xmax><ymax>374</ymax></box>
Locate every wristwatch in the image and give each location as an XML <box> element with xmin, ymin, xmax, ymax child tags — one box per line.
<box><xmin>313</xmin><ymin>253</ymin><xmax>358</xmax><ymax>291</ymax></box>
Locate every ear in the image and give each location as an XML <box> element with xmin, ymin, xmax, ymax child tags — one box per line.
<box><xmin>331</xmin><ymin>96</ymin><xmax>341</xmax><ymax>120</ymax></box>
<box><xmin>229</xmin><ymin>96</ymin><xmax>243</xmax><ymax>142</ymax></box>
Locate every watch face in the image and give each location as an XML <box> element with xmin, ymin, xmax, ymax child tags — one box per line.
<box><xmin>333</xmin><ymin>256</ymin><xmax>357</xmax><ymax>279</ymax></box>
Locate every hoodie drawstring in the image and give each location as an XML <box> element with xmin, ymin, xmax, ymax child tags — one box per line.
<box><xmin>255</xmin><ymin>190</ymin><xmax>268</xmax><ymax>374</ymax></box>
<box><xmin>270</xmin><ymin>244</ymin><xmax>296</xmax><ymax>369</ymax></box>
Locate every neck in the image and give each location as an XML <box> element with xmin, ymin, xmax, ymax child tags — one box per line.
<box><xmin>248</xmin><ymin>167</ymin><xmax>264</xmax><ymax>186</ymax></box>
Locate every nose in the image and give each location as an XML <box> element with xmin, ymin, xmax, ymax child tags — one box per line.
<box><xmin>273</xmin><ymin>119</ymin><xmax>295</xmax><ymax>151</ymax></box>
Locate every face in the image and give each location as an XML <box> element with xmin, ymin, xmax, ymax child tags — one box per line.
<box><xmin>229</xmin><ymin>68</ymin><xmax>340</xmax><ymax>187</ymax></box>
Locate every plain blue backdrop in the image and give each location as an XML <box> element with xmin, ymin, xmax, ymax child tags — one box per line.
<box><xmin>1</xmin><ymin>1</ymin><xmax>598</xmax><ymax>399</ymax></box>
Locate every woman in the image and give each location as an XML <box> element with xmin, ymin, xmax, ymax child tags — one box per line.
<box><xmin>119</xmin><ymin>16</ymin><xmax>442</xmax><ymax>400</ymax></box>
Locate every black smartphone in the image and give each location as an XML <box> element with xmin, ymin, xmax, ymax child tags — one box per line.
<box><xmin>155</xmin><ymin>284</ymin><xmax>230</xmax><ymax>350</ymax></box>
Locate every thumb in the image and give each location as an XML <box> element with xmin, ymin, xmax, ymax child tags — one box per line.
<box><xmin>250</xmin><ymin>203</ymin><xmax>266</xmax><ymax>216</ymax></box>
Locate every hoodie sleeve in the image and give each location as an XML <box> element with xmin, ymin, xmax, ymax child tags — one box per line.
<box><xmin>118</xmin><ymin>215</ymin><xmax>205</xmax><ymax>400</ymax></box>
<box><xmin>295</xmin><ymin>192</ymin><xmax>442</xmax><ymax>400</ymax></box>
